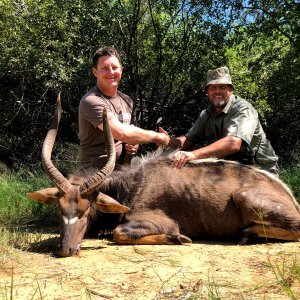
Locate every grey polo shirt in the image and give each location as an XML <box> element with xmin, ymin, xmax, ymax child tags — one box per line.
<box><xmin>79</xmin><ymin>86</ymin><xmax>133</xmax><ymax>169</ymax></box>
<box><xmin>186</xmin><ymin>95</ymin><xmax>278</xmax><ymax>169</ymax></box>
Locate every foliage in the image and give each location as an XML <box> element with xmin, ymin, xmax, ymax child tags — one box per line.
<box><xmin>0</xmin><ymin>0</ymin><xmax>225</xmax><ymax>168</ymax></box>
<box><xmin>280</xmin><ymin>163</ymin><xmax>300</xmax><ymax>200</ymax></box>
<box><xmin>0</xmin><ymin>0</ymin><xmax>299</xmax><ymax>168</ymax></box>
<box><xmin>0</xmin><ymin>170</ymin><xmax>58</xmax><ymax>227</ymax></box>
<box><xmin>224</xmin><ymin>0</ymin><xmax>300</xmax><ymax>164</ymax></box>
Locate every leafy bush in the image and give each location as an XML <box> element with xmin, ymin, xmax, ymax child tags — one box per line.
<box><xmin>280</xmin><ymin>164</ymin><xmax>300</xmax><ymax>201</ymax></box>
<box><xmin>0</xmin><ymin>0</ymin><xmax>299</xmax><ymax>169</ymax></box>
<box><xmin>0</xmin><ymin>170</ymin><xmax>58</xmax><ymax>227</ymax></box>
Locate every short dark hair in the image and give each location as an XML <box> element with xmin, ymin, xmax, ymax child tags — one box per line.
<box><xmin>92</xmin><ymin>47</ymin><xmax>121</xmax><ymax>68</ymax></box>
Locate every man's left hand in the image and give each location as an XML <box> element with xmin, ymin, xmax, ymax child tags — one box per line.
<box><xmin>172</xmin><ymin>151</ymin><xmax>196</xmax><ymax>168</ymax></box>
<box><xmin>125</xmin><ymin>144</ymin><xmax>139</xmax><ymax>156</ymax></box>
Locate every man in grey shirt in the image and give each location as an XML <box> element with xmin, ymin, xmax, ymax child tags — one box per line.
<box><xmin>79</xmin><ymin>47</ymin><xmax>169</xmax><ymax>169</ymax></box>
<box><xmin>162</xmin><ymin>66</ymin><xmax>278</xmax><ymax>174</ymax></box>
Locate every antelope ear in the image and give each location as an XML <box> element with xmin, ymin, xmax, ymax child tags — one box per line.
<box><xmin>26</xmin><ymin>187</ymin><xmax>61</xmax><ymax>204</ymax></box>
<box><xmin>95</xmin><ymin>192</ymin><xmax>130</xmax><ymax>213</ymax></box>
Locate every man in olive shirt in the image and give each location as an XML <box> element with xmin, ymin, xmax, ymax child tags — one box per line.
<box><xmin>163</xmin><ymin>66</ymin><xmax>279</xmax><ymax>174</ymax></box>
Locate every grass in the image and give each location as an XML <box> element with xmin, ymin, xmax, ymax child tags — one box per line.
<box><xmin>280</xmin><ymin>163</ymin><xmax>300</xmax><ymax>200</ymax></box>
<box><xmin>0</xmin><ymin>267</ymin><xmax>44</xmax><ymax>300</ymax></box>
<box><xmin>152</xmin><ymin>255</ymin><xmax>300</xmax><ymax>299</ymax></box>
<box><xmin>0</xmin><ymin>169</ymin><xmax>58</xmax><ymax>227</ymax></box>
<box><xmin>0</xmin><ymin>168</ymin><xmax>59</xmax><ymax>262</ymax></box>
<box><xmin>267</xmin><ymin>254</ymin><xmax>300</xmax><ymax>300</ymax></box>
<box><xmin>1</xmin><ymin>238</ymin><xmax>300</xmax><ymax>299</ymax></box>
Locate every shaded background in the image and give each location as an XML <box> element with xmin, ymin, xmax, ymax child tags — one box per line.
<box><xmin>0</xmin><ymin>0</ymin><xmax>299</xmax><ymax>171</ymax></box>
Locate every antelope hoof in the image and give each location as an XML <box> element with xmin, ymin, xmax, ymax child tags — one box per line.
<box><xmin>167</xmin><ymin>234</ymin><xmax>192</xmax><ymax>244</ymax></box>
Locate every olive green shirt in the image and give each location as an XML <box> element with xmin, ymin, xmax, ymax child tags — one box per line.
<box><xmin>186</xmin><ymin>95</ymin><xmax>278</xmax><ymax>171</ymax></box>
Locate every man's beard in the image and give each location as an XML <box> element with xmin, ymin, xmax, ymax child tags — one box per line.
<box><xmin>213</xmin><ymin>99</ymin><xmax>227</xmax><ymax>108</ymax></box>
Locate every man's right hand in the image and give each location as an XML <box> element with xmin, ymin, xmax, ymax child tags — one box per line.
<box><xmin>156</xmin><ymin>127</ymin><xmax>170</xmax><ymax>147</ymax></box>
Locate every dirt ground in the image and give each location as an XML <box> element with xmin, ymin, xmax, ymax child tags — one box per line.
<box><xmin>1</xmin><ymin>234</ymin><xmax>300</xmax><ymax>300</ymax></box>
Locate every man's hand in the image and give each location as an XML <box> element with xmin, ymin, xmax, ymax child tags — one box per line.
<box><xmin>159</xmin><ymin>127</ymin><xmax>184</xmax><ymax>149</ymax></box>
<box><xmin>125</xmin><ymin>144</ymin><xmax>139</xmax><ymax>156</ymax></box>
<box><xmin>172</xmin><ymin>151</ymin><xmax>196</xmax><ymax>168</ymax></box>
<box><xmin>155</xmin><ymin>127</ymin><xmax>170</xmax><ymax>147</ymax></box>
<box><xmin>158</xmin><ymin>127</ymin><xmax>168</xmax><ymax>135</ymax></box>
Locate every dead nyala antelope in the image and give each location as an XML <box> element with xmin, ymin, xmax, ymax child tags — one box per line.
<box><xmin>27</xmin><ymin>96</ymin><xmax>300</xmax><ymax>257</ymax></box>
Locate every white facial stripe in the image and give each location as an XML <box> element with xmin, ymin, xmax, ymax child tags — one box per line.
<box><xmin>69</xmin><ymin>216</ymin><xmax>78</xmax><ymax>225</ymax></box>
<box><xmin>63</xmin><ymin>216</ymin><xmax>68</xmax><ymax>225</ymax></box>
<box><xmin>62</xmin><ymin>215</ymin><xmax>78</xmax><ymax>225</ymax></box>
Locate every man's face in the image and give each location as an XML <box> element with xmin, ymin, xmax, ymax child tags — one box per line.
<box><xmin>92</xmin><ymin>55</ymin><xmax>122</xmax><ymax>91</ymax></box>
<box><xmin>207</xmin><ymin>84</ymin><xmax>233</xmax><ymax>109</ymax></box>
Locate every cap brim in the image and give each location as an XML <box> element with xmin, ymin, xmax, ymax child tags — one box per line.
<box><xmin>204</xmin><ymin>78</ymin><xmax>234</xmax><ymax>90</ymax></box>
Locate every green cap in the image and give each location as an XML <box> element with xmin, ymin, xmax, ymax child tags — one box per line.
<box><xmin>204</xmin><ymin>66</ymin><xmax>234</xmax><ymax>90</ymax></box>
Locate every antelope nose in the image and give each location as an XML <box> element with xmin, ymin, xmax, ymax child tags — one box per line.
<box><xmin>57</xmin><ymin>244</ymin><xmax>81</xmax><ymax>257</ymax></box>
<box><xmin>56</xmin><ymin>248</ymin><xmax>70</xmax><ymax>257</ymax></box>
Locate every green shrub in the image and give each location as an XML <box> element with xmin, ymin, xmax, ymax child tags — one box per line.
<box><xmin>0</xmin><ymin>170</ymin><xmax>58</xmax><ymax>227</ymax></box>
<box><xmin>280</xmin><ymin>164</ymin><xmax>300</xmax><ymax>202</ymax></box>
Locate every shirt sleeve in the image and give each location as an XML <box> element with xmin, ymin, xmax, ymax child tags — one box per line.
<box><xmin>80</xmin><ymin>95</ymin><xmax>117</xmax><ymax>128</ymax></box>
<box><xmin>226</xmin><ymin>101</ymin><xmax>258</xmax><ymax>145</ymax></box>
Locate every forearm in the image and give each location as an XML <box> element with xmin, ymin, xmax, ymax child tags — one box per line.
<box><xmin>110</xmin><ymin>122</ymin><xmax>168</xmax><ymax>145</ymax></box>
<box><xmin>192</xmin><ymin>136</ymin><xmax>242</xmax><ymax>159</ymax></box>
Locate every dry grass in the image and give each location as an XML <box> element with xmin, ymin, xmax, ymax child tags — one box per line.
<box><xmin>2</xmin><ymin>232</ymin><xmax>300</xmax><ymax>299</ymax></box>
